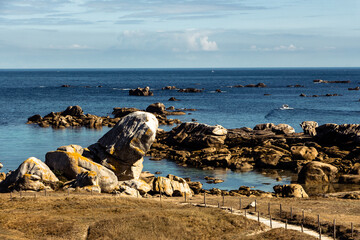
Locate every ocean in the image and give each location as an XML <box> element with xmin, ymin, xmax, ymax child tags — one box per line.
<box><xmin>1</xmin><ymin>68</ymin><xmax>360</xmax><ymax>191</ymax></box>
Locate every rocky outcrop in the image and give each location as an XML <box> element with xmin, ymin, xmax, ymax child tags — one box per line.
<box><xmin>339</xmin><ymin>174</ymin><xmax>360</xmax><ymax>184</ymax></box>
<box><xmin>89</xmin><ymin>111</ymin><xmax>158</xmax><ymax>181</ymax></box>
<box><xmin>121</xmin><ymin>179</ymin><xmax>152</xmax><ymax>195</ymax></box>
<box><xmin>129</xmin><ymin>86</ymin><xmax>153</xmax><ymax>96</ymax></box>
<box><xmin>300</xmin><ymin>121</ymin><xmax>318</xmax><ymax>136</ymax></box>
<box><xmin>152</xmin><ymin>174</ymin><xmax>192</xmax><ymax>197</ymax></box>
<box><xmin>178</xmin><ymin>88</ymin><xmax>203</xmax><ymax>93</ymax></box>
<box><xmin>315</xmin><ymin>124</ymin><xmax>360</xmax><ymax>146</ymax></box>
<box><xmin>112</xmin><ymin>107</ymin><xmax>140</xmax><ymax>118</ymax></box>
<box><xmin>0</xmin><ymin>162</ymin><xmax>3</xmax><ymax>170</ymax></box>
<box><xmin>146</xmin><ymin>103</ymin><xmax>166</xmax><ymax>114</ymax></box>
<box><xmin>298</xmin><ymin>161</ymin><xmax>338</xmax><ymax>184</ymax></box>
<box><xmin>290</xmin><ymin>146</ymin><xmax>318</xmax><ymax>161</ymax></box>
<box><xmin>273</xmin><ymin>184</ymin><xmax>309</xmax><ymax>198</ymax></box>
<box><xmin>27</xmin><ymin>105</ymin><xmax>121</xmax><ymax>129</ymax></box>
<box><xmin>167</xmin><ymin>122</ymin><xmax>227</xmax><ymax>149</ymax></box>
<box><xmin>253</xmin><ymin>123</ymin><xmax>295</xmax><ymax>134</ymax></box>
<box><xmin>0</xmin><ymin>157</ymin><xmax>59</xmax><ymax>192</ymax></box>
<box><xmin>45</xmin><ymin>146</ymin><xmax>118</xmax><ymax>193</ymax></box>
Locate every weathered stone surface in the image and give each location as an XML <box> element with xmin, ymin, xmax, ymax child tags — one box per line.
<box><xmin>254</xmin><ymin>123</ymin><xmax>295</xmax><ymax>134</ymax></box>
<box><xmin>300</xmin><ymin>121</ymin><xmax>318</xmax><ymax>136</ymax></box>
<box><xmin>0</xmin><ymin>172</ymin><xmax>6</xmax><ymax>182</ymax></box>
<box><xmin>0</xmin><ymin>162</ymin><xmax>3</xmax><ymax>170</ymax></box>
<box><xmin>273</xmin><ymin>184</ymin><xmax>309</xmax><ymax>198</ymax></box>
<box><xmin>254</xmin><ymin>146</ymin><xmax>287</xmax><ymax>168</ymax></box>
<box><xmin>91</xmin><ymin>111</ymin><xmax>158</xmax><ymax>180</ymax></box>
<box><xmin>112</xmin><ymin>107</ymin><xmax>140</xmax><ymax>118</ymax></box>
<box><xmin>146</xmin><ymin>102</ymin><xmax>166</xmax><ymax>114</ymax></box>
<box><xmin>0</xmin><ymin>157</ymin><xmax>59</xmax><ymax>192</ymax></box>
<box><xmin>152</xmin><ymin>174</ymin><xmax>192</xmax><ymax>197</ymax></box>
<box><xmin>339</xmin><ymin>174</ymin><xmax>360</xmax><ymax>184</ymax></box>
<box><xmin>187</xmin><ymin>181</ymin><xmax>202</xmax><ymax>194</ymax></box>
<box><xmin>27</xmin><ymin>114</ymin><xmax>42</xmax><ymax>123</ymax></box>
<box><xmin>129</xmin><ymin>86</ymin><xmax>153</xmax><ymax>96</ymax></box>
<box><xmin>298</xmin><ymin>161</ymin><xmax>338</xmax><ymax>184</ymax></box>
<box><xmin>290</xmin><ymin>146</ymin><xmax>318</xmax><ymax>160</ymax></box>
<box><xmin>167</xmin><ymin>122</ymin><xmax>227</xmax><ymax>149</ymax></box>
<box><xmin>316</xmin><ymin>123</ymin><xmax>360</xmax><ymax>145</ymax></box>
<box><xmin>45</xmin><ymin>150</ymin><xmax>118</xmax><ymax>193</ymax></box>
<box><xmin>75</xmin><ymin>171</ymin><xmax>99</xmax><ymax>188</ymax></box>
<box><xmin>61</xmin><ymin>105</ymin><xmax>84</xmax><ymax>116</ymax></box>
<box><xmin>139</xmin><ymin>171</ymin><xmax>155</xmax><ymax>185</ymax></box>
<box><xmin>122</xmin><ymin>179</ymin><xmax>152</xmax><ymax>195</ymax></box>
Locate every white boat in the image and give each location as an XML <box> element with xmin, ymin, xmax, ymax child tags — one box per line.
<box><xmin>280</xmin><ymin>104</ymin><xmax>294</xmax><ymax>110</ymax></box>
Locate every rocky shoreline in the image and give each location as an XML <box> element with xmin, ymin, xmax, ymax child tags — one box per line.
<box><xmin>26</xmin><ymin>103</ymin><xmax>188</xmax><ymax>128</ymax></box>
<box><xmin>2</xmin><ymin>108</ymin><xmax>360</xmax><ymax>200</ymax></box>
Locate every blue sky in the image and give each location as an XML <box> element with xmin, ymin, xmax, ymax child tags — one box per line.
<box><xmin>0</xmin><ymin>0</ymin><xmax>359</xmax><ymax>68</ymax></box>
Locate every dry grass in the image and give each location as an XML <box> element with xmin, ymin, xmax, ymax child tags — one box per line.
<box><xmin>0</xmin><ymin>192</ymin><xmax>316</xmax><ymax>240</ymax></box>
<box><xmin>179</xmin><ymin>194</ymin><xmax>360</xmax><ymax>240</ymax></box>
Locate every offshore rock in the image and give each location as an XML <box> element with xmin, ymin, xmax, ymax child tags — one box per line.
<box><xmin>167</xmin><ymin>122</ymin><xmax>227</xmax><ymax>149</ymax></box>
<box><xmin>93</xmin><ymin>111</ymin><xmax>158</xmax><ymax>180</ymax></box>
<box><xmin>0</xmin><ymin>157</ymin><xmax>59</xmax><ymax>192</ymax></box>
<box><xmin>129</xmin><ymin>86</ymin><xmax>153</xmax><ymax>96</ymax></box>
<box><xmin>112</xmin><ymin>107</ymin><xmax>140</xmax><ymax>118</ymax></box>
<box><xmin>146</xmin><ymin>102</ymin><xmax>166</xmax><ymax>114</ymax></box>
<box><xmin>61</xmin><ymin>105</ymin><xmax>84</xmax><ymax>116</ymax></box>
<box><xmin>298</xmin><ymin>161</ymin><xmax>338</xmax><ymax>184</ymax></box>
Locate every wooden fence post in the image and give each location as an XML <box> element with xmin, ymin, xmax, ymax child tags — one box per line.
<box><xmin>333</xmin><ymin>219</ymin><xmax>336</xmax><ymax>240</ymax></box>
<box><xmin>268</xmin><ymin>202</ymin><xmax>271</xmax><ymax>215</ymax></box>
<box><xmin>255</xmin><ymin>199</ymin><xmax>257</xmax><ymax>212</ymax></box>
<box><xmin>257</xmin><ymin>211</ymin><xmax>260</xmax><ymax>222</ymax></box>
<box><xmin>239</xmin><ymin>198</ymin><xmax>242</xmax><ymax>210</ymax></box>
<box><xmin>280</xmin><ymin>204</ymin><xmax>282</xmax><ymax>217</ymax></box>
<box><xmin>270</xmin><ymin>214</ymin><xmax>272</xmax><ymax>228</ymax></box>
<box><xmin>351</xmin><ymin>222</ymin><xmax>354</xmax><ymax>238</ymax></box>
<box><xmin>290</xmin><ymin>206</ymin><xmax>293</xmax><ymax>219</ymax></box>
<box><xmin>222</xmin><ymin>194</ymin><xmax>225</xmax><ymax>206</ymax></box>
<box><xmin>285</xmin><ymin>219</ymin><xmax>287</xmax><ymax>230</ymax></box>
<box><xmin>204</xmin><ymin>192</ymin><xmax>206</xmax><ymax>206</ymax></box>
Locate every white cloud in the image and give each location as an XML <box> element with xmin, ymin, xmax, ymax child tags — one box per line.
<box><xmin>48</xmin><ymin>43</ymin><xmax>89</xmax><ymax>50</ymax></box>
<box><xmin>250</xmin><ymin>44</ymin><xmax>303</xmax><ymax>52</ymax></box>
<box><xmin>117</xmin><ymin>30</ymin><xmax>219</xmax><ymax>52</ymax></box>
<box><xmin>199</xmin><ymin>36</ymin><xmax>218</xmax><ymax>51</ymax></box>
<box><xmin>185</xmin><ymin>32</ymin><xmax>218</xmax><ymax>51</ymax></box>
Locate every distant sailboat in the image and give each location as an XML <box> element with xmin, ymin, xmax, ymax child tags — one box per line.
<box><xmin>211</xmin><ymin>69</ymin><xmax>215</xmax><ymax>73</ymax></box>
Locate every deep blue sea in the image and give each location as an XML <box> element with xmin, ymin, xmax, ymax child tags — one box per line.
<box><xmin>1</xmin><ymin>68</ymin><xmax>360</xmax><ymax>191</ymax></box>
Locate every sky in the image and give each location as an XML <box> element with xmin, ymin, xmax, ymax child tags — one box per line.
<box><xmin>0</xmin><ymin>0</ymin><xmax>359</xmax><ymax>68</ymax></box>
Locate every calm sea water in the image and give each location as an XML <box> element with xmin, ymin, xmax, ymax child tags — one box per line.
<box><xmin>1</xmin><ymin>68</ymin><xmax>360</xmax><ymax>191</ymax></box>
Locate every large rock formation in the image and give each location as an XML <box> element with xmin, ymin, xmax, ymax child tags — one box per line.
<box><xmin>298</xmin><ymin>161</ymin><xmax>338</xmax><ymax>184</ymax></box>
<box><xmin>0</xmin><ymin>162</ymin><xmax>3</xmax><ymax>170</ymax></box>
<box><xmin>167</xmin><ymin>122</ymin><xmax>227</xmax><ymax>149</ymax></box>
<box><xmin>300</xmin><ymin>121</ymin><xmax>318</xmax><ymax>136</ymax></box>
<box><xmin>0</xmin><ymin>157</ymin><xmax>59</xmax><ymax>192</ymax></box>
<box><xmin>315</xmin><ymin>123</ymin><xmax>360</xmax><ymax>146</ymax></box>
<box><xmin>88</xmin><ymin>111</ymin><xmax>158</xmax><ymax>180</ymax></box>
<box><xmin>152</xmin><ymin>174</ymin><xmax>192</xmax><ymax>197</ymax></box>
<box><xmin>273</xmin><ymin>184</ymin><xmax>309</xmax><ymax>198</ymax></box>
<box><xmin>129</xmin><ymin>86</ymin><xmax>153</xmax><ymax>96</ymax></box>
<box><xmin>45</xmin><ymin>145</ymin><xmax>118</xmax><ymax>193</ymax></box>
<box><xmin>254</xmin><ymin>123</ymin><xmax>295</xmax><ymax>134</ymax></box>
<box><xmin>290</xmin><ymin>146</ymin><xmax>318</xmax><ymax>161</ymax></box>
